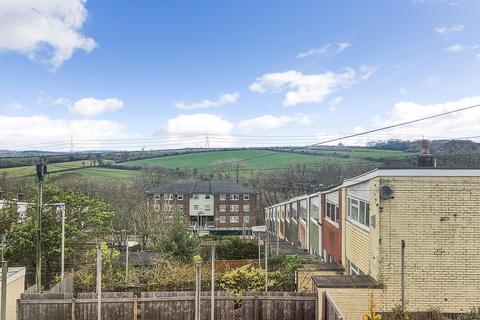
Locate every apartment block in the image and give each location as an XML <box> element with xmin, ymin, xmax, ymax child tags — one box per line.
<box><xmin>146</xmin><ymin>179</ymin><xmax>257</xmax><ymax>235</ymax></box>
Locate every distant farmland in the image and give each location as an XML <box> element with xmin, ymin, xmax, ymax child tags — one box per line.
<box><xmin>122</xmin><ymin>149</ymin><xmax>409</xmax><ymax>172</ymax></box>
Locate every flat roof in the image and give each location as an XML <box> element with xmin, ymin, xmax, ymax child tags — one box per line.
<box><xmin>312</xmin><ymin>274</ymin><xmax>382</xmax><ymax>289</ymax></box>
<box><xmin>343</xmin><ymin>168</ymin><xmax>480</xmax><ymax>187</ymax></box>
<box><xmin>0</xmin><ymin>267</ymin><xmax>26</xmax><ymax>286</ymax></box>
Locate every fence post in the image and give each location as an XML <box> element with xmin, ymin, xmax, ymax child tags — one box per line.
<box><xmin>210</xmin><ymin>244</ymin><xmax>215</xmax><ymax>320</ymax></box>
<box><xmin>16</xmin><ymin>299</ymin><xmax>20</xmax><ymax>320</ymax></box>
<box><xmin>254</xmin><ymin>295</ymin><xmax>258</xmax><ymax>320</ymax></box>
<box><xmin>195</xmin><ymin>261</ymin><xmax>202</xmax><ymax>320</ymax></box>
<box><xmin>133</xmin><ymin>295</ymin><xmax>138</xmax><ymax>320</ymax></box>
<box><xmin>71</xmin><ymin>298</ymin><xmax>76</xmax><ymax>320</ymax></box>
<box><xmin>1</xmin><ymin>260</ymin><xmax>7</xmax><ymax>320</ymax></box>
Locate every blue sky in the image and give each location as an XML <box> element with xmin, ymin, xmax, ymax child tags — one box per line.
<box><xmin>1</xmin><ymin>0</ymin><xmax>480</xmax><ymax>151</ymax></box>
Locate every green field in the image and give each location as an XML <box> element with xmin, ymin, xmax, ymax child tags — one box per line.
<box><xmin>57</xmin><ymin>167</ymin><xmax>141</xmax><ymax>179</ymax></box>
<box><xmin>0</xmin><ymin>160</ymin><xmax>89</xmax><ymax>177</ymax></box>
<box><xmin>123</xmin><ymin>149</ymin><xmax>408</xmax><ymax>171</ymax></box>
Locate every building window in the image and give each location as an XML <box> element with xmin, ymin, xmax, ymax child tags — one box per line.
<box><xmin>153</xmin><ymin>204</ymin><xmax>160</xmax><ymax>212</ymax></box>
<box><xmin>163</xmin><ymin>204</ymin><xmax>173</xmax><ymax>211</ymax></box>
<box><xmin>220</xmin><ymin>205</ymin><xmax>226</xmax><ymax>212</ymax></box>
<box><xmin>205</xmin><ymin>205</ymin><xmax>211</xmax><ymax>212</ymax></box>
<box><xmin>243</xmin><ymin>216</ymin><xmax>249</xmax><ymax>223</ymax></box>
<box><xmin>220</xmin><ymin>194</ymin><xmax>226</xmax><ymax>201</ymax></box>
<box><xmin>291</xmin><ymin>202</ymin><xmax>298</xmax><ymax>220</ymax></box>
<box><xmin>230</xmin><ymin>205</ymin><xmax>239</xmax><ymax>212</ymax></box>
<box><xmin>194</xmin><ymin>205</ymin><xmax>199</xmax><ymax>210</ymax></box>
<box><xmin>164</xmin><ymin>194</ymin><xmax>173</xmax><ymax>200</ymax></box>
<box><xmin>219</xmin><ymin>216</ymin><xmax>226</xmax><ymax>223</ymax></box>
<box><xmin>230</xmin><ymin>194</ymin><xmax>240</xmax><ymax>200</ymax></box>
<box><xmin>230</xmin><ymin>216</ymin><xmax>239</xmax><ymax>223</ymax></box>
<box><xmin>205</xmin><ymin>194</ymin><xmax>211</xmax><ymax>199</ymax></box>
<box><xmin>309</xmin><ymin>196</ymin><xmax>320</xmax><ymax>222</ymax></box>
<box><xmin>177</xmin><ymin>205</ymin><xmax>184</xmax><ymax>211</ymax></box>
<box><xmin>243</xmin><ymin>194</ymin><xmax>250</xmax><ymax>200</ymax></box>
<box><xmin>326</xmin><ymin>202</ymin><xmax>339</xmax><ymax>223</ymax></box>
<box><xmin>349</xmin><ymin>261</ymin><xmax>360</xmax><ymax>276</ymax></box>
<box><xmin>193</xmin><ymin>194</ymin><xmax>199</xmax><ymax>200</ymax></box>
<box><xmin>299</xmin><ymin>199</ymin><xmax>307</xmax><ymax>221</ymax></box>
<box><xmin>348</xmin><ymin>198</ymin><xmax>370</xmax><ymax>227</ymax></box>
<box><xmin>153</xmin><ymin>194</ymin><xmax>160</xmax><ymax>201</ymax></box>
<box><xmin>177</xmin><ymin>194</ymin><xmax>183</xmax><ymax>200</ymax></box>
<box><xmin>243</xmin><ymin>204</ymin><xmax>250</xmax><ymax>212</ymax></box>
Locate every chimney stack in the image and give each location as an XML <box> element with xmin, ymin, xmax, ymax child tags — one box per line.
<box><xmin>417</xmin><ymin>140</ymin><xmax>436</xmax><ymax>168</ymax></box>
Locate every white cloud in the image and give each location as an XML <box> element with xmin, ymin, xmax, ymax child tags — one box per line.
<box><xmin>336</xmin><ymin>42</ymin><xmax>351</xmax><ymax>53</ymax></box>
<box><xmin>4</xmin><ymin>101</ymin><xmax>26</xmax><ymax>112</ymax></box>
<box><xmin>296</xmin><ymin>44</ymin><xmax>330</xmax><ymax>59</ymax></box>
<box><xmin>238</xmin><ymin>114</ymin><xmax>313</xmax><ymax>132</ymax></box>
<box><xmin>0</xmin><ymin>0</ymin><xmax>97</xmax><ymax>68</ymax></box>
<box><xmin>164</xmin><ymin>113</ymin><xmax>234</xmax><ymax>135</ymax></box>
<box><xmin>249</xmin><ymin>69</ymin><xmax>356</xmax><ymax>106</ymax></box>
<box><xmin>359</xmin><ymin>65</ymin><xmax>379</xmax><ymax>80</ymax></box>
<box><xmin>443</xmin><ymin>44</ymin><xmax>467</xmax><ymax>53</ymax></box>
<box><xmin>329</xmin><ymin>96</ymin><xmax>344</xmax><ymax>111</ymax></box>
<box><xmin>0</xmin><ymin>115</ymin><xmax>125</xmax><ymax>150</ymax></box>
<box><xmin>435</xmin><ymin>24</ymin><xmax>465</xmax><ymax>37</ymax></box>
<box><xmin>373</xmin><ymin>96</ymin><xmax>480</xmax><ymax>140</ymax></box>
<box><xmin>296</xmin><ymin>42</ymin><xmax>350</xmax><ymax>59</ymax></box>
<box><xmin>174</xmin><ymin>93</ymin><xmax>239</xmax><ymax>110</ymax></box>
<box><xmin>69</xmin><ymin>98</ymin><xmax>124</xmax><ymax>118</ymax></box>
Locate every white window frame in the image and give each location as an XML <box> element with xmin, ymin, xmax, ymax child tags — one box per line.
<box><xmin>243</xmin><ymin>194</ymin><xmax>250</xmax><ymax>200</ymax></box>
<box><xmin>230</xmin><ymin>194</ymin><xmax>240</xmax><ymax>201</ymax></box>
<box><xmin>194</xmin><ymin>204</ymin><xmax>199</xmax><ymax>210</ymax></box>
<box><xmin>220</xmin><ymin>205</ymin><xmax>226</xmax><ymax>212</ymax></box>
<box><xmin>164</xmin><ymin>193</ymin><xmax>173</xmax><ymax>200</ymax></box>
<box><xmin>220</xmin><ymin>194</ymin><xmax>226</xmax><ymax>201</ymax></box>
<box><xmin>230</xmin><ymin>216</ymin><xmax>239</xmax><ymax>223</ymax></box>
<box><xmin>205</xmin><ymin>205</ymin><xmax>211</xmax><ymax>212</ymax></box>
<box><xmin>205</xmin><ymin>194</ymin><xmax>211</xmax><ymax>199</ymax></box>
<box><xmin>177</xmin><ymin>194</ymin><xmax>183</xmax><ymax>200</ymax></box>
<box><xmin>349</xmin><ymin>261</ymin><xmax>360</xmax><ymax>276</ymax></box>
<box><xmin>243</xmin><ymin>216</ymin><xmax>250</xmax><ymax>223</ymax></box>
<box><xmin>230</xmin><ymin>205</ymin><xmax>239</xmax><ymax>212</ymax></box>
<box><xmin>219</xmin><ymin>216</ymin><xmax>226</xmax><ymax>223</ymax></box>
<box><xmin>153</xmin><ymin>203</ymin><xmax>160</xmax><ymax>212</ymax></box>
<box><xmin>243</xmin><ymin>204</ymin><xmax>250</xmax><ymax>212</ymax></box>
<box><xmin>348</xmin><ymin>197</ymin><xmax>370</xmax><ymax>229</ymax></box>
<box><xmin>153</xmin><ymin>194</ymin><xmax>160</xmax><ymax>201</ymax></box>
<box><xmin>193</xmin><ymin>194</ymin><xmax>199</xmax><ymax>200</ymax></box>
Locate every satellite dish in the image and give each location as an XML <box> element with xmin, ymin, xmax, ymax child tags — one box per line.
<box><xmin>380</xmin><ymin>186</ymin><xmax>394</xmax><ymax>200</ymax></box>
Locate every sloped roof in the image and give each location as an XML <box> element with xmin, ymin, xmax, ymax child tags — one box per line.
<box><xmin>0</xmin><ymin>267</ymin><xmax>25</xmax><ymax>285</ymax></box>
<box><xmin>146</xmin><ymin>179</ymin><xmax>256</xmax><ymax>195</ymax></box>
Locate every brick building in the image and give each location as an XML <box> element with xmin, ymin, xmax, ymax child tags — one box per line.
<box><xmin>146</xmin><ymin>180</ymin><xmax>257</xmax><ymax>235</ymax></box>
<box><xmin>266</xmin><ymin>168</ymin><xmax>480</xmax><ymax>319</ymax></box>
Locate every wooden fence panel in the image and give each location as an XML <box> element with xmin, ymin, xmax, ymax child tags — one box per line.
<box><xmin>200</xmin><ymin>291</ymin><xmax>235</xmax><ymax>320</ymax></box>
<box><xmin>242</xmin><ymin>292</ymin><xmax>316</xmax><ymax>320</ymax></box>
<box><xmin>47</xmin><ymin>273</ymin><xmax>74</xmax><ymax>294</ymax></box>
<box><xmin>18</xmin><ymin>293</ymin><xmax>73</xmax><ymax>320</ymax></box>
<box><xmin>76</xmin><ymin>292</ymin><xmax>133</xmax><ymax>320</ymax></box>
<box><xmin>141</xmin><ymin>291</ymin><xmax>195</xmax><ymax>320</ymax></box>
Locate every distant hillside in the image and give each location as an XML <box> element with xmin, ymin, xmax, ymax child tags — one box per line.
<box><xmin>371</xmin><ymin>139</ymin><xmax>480</xmax><ymax>154</ymax></box>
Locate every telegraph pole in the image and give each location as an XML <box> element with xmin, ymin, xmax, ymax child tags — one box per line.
<box><xmin>35</xmin><ymin>156</ymin><xmax>47</xmax><ymax>292</ymax></box>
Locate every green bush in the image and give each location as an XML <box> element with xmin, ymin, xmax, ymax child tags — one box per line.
<box><xmin>215</xmin><ymin>238</ymin><xmax>258</xmax><ymax>259</ymax></box>
<box><xmin>459</xmin><ymin>308</ymin><xmax>480</xmax><ymax>320</ymax></box>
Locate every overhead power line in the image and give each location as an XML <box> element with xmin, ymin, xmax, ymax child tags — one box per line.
<box><xmin>198</xmin><ymin>103</ymin><xmax>480</xmax><ymax>170</ymax></box>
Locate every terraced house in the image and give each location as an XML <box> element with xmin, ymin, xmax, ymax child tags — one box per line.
<box><xmin>266</xmin><ymin>168</ymin><xmax>480</xmax><ymax>319</ymax></box>
<box><xmin>146</xmin><ymin>179</ymin><xmax>257</xmax><ymax>235</ymax></box>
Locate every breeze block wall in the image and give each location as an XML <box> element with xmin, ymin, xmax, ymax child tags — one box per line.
<box><xmin>372</xmin><ymin>176</ymin><xmax>480</xmax><ymax>313</ymax></box>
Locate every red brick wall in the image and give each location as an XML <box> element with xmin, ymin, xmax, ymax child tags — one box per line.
<box><xmin>322</xmin><ymin>190</ymin><xmax>342</xmax><ymax>264</ymax></box>
<box><xmin>213</xmin><ymin>193</ymin><xmax>256</xmax><ymax>228</ymax></box>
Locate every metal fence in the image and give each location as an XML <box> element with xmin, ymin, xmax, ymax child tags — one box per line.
<box><xmin>17</xmin><ymin>291</ymin><xmax>317</xmax><ymax>320</ymax></box>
